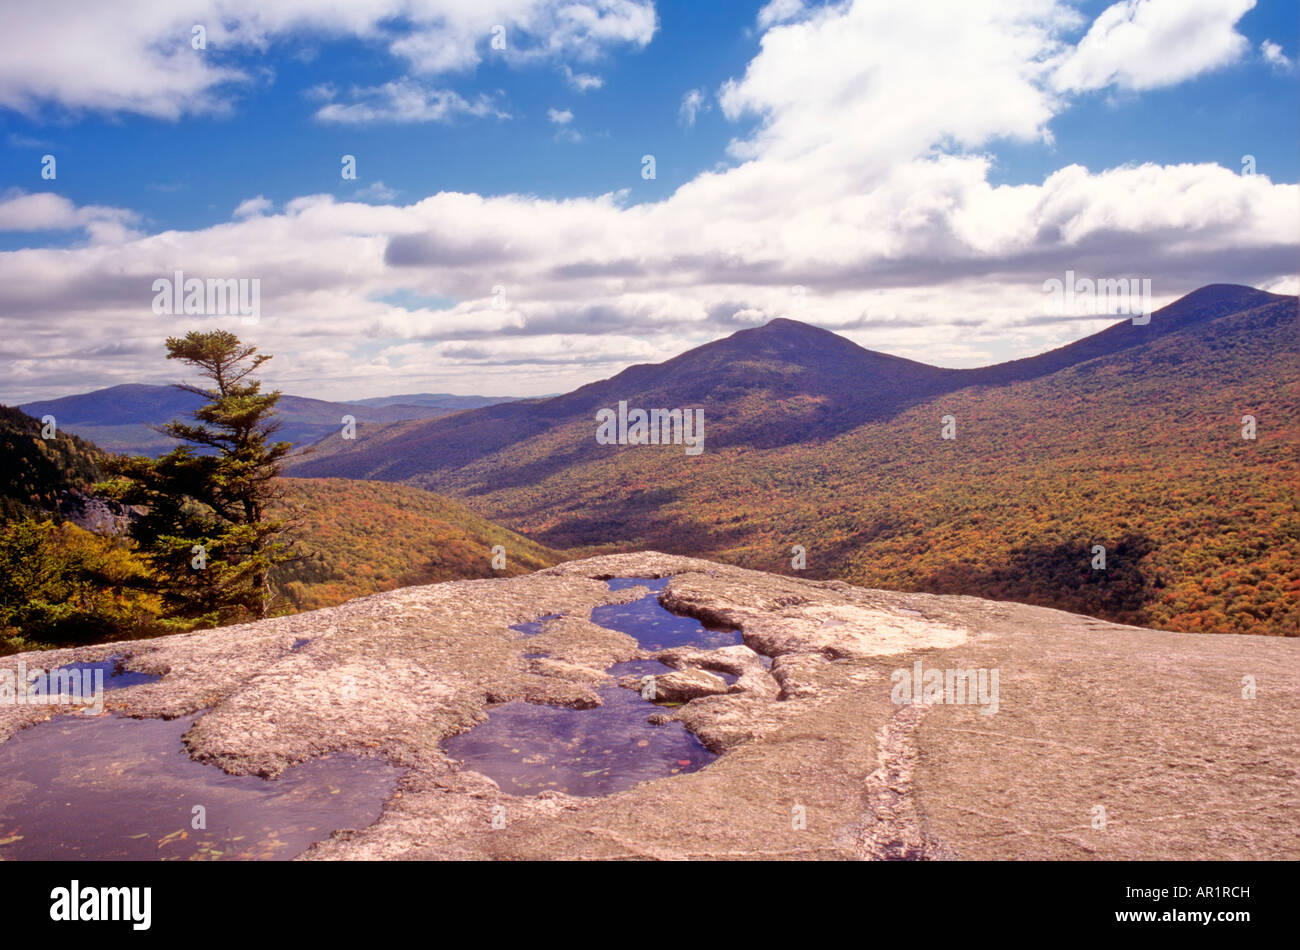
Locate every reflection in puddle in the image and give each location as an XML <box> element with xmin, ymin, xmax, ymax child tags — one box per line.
<box><xmin>0</xmin><ymin>714</ymin><xmax>402</xmax><ymax>861</ymax></box>
<box><xmin>47</xmin><ymin>656</ymin><xmax>160</xmax><ymax>693</ymax></box>
<box><xmin>442</xmin><ymin>689</ymin><xmax>712</xmax><ymax>797</ymax></box>
<box><xmin>603</xmin><ymin>577</ymin><xmax>657</xmax><ymax>592</ymax></box>
<box><xmin>510</xmin><ymin>614</ymin><xmax>562</xmax><ymax>637</ymax></box>
<box><xmin>592</xmin><ymin>578</ymin><xmax>742</xmax><ymax>652</ymax></box>
<box><xmin>445</xmin><ymin>577</ymin><xmax>740</xmax><ymax>797</ymax></box>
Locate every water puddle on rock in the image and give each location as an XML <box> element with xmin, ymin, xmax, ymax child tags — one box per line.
<box><xmin>0</xmin><ymin>714</ymin><xmax>402</xmax><ymax>861</ymax></box>
<box><xmin>443</xmin><ymin>577</ymin><xmax>735</xmax><ymax>797</ymax></box>
<box><xmin>510</xmin><ymin>613</ymin><xmax>562</xmax><ymax>637</ymax></box>
<box><xmin>46</xmin><ymin>656</ymin><xmax>161</xmax><ymax>693</ymax></box>
<box><xmin>592</xmin><ymin>577</ymin><xmax>742</xmax><ymax>651</ymax></box>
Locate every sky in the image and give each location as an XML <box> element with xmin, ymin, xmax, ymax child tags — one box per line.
<box><xmin>0</xmin><ymin>0</ymin><xmax>1296</xmax><ymax>402</ymax></box>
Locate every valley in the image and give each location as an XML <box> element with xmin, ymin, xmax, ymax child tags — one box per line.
<box><xmin>284</xmin><ymin>285</ymin><xmax>1300</xmax><ymax>637</ymax></box>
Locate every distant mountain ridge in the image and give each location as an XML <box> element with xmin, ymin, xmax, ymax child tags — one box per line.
<box><xmin>353</xmin><ymin>393</ymin><xmax>528</xmax><ymax>410</ymax></box>
<box><xmin>284</xmin><ymin>283</ymin><xmax>1299</xmax><ymax>637</ymax></box>
<box><xmin>18</xmin><ymin>384</ymin><xmax>521</xmax><ymax>457</ymax></box>
<box><xmin>286</xmin><ymin>283</ymin><xmax>1289</xmax><ymax>482</ymax></box>
<box><xmin>962</xmin><ymin>283</ymin><xmax>1283</xmax><ymax>386</ymax></box>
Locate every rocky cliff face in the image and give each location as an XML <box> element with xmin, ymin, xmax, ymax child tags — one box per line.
<box><xmin>2</xmin><ymin>552</ymin><xmax>1295</xmax><ymax>860</ymax></box>
<box><xmin>53</xmin><ymin>489</ymin><xmax>136</xmax><ymax>535</ymax></box>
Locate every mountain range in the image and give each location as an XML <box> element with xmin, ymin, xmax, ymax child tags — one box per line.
<box><xmin>18</xmin><ymin>385</ymin><xmax>523</xmax><ymax>457</ymax></box>
<box><xmin>283</xmin><ymin>284</ymin><xmax>1299</xmax><ymax>637</ymax></box>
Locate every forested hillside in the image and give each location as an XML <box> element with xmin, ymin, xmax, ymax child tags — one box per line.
<box><xmin>287</xmin><ymin>287</ymin><xmax>1298</xmax><ymax>637</ymax></box>
<box><xmin>271</xmin><ymin>478</ymin><xmax>561</xmax><ymax>611</ymax></box>
<box><xmin>443</xmin><ymin>296</ymin><xmax>1297</xmax><ymax>635</ymax></box>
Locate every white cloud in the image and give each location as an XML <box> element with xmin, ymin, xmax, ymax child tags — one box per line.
<box><xmin>678</xmin><ymin>88</ymin><xmax>709</xmax><ymax>126</ymax></box>
<box><xmin>757</xmin><ymin>0</ymin><xmax>807</xmax><ymax>29</ymax></box>
<box><xmin>547</xmin><ymin>107</ymin><xmax>574</xmax><ymax>124</ymax></box>
<box><xmin>0</xmin><ymin>0</ymin><xmax>1294</xmax><ymax>402</ymax></box>
<box><xmin>562</xmin><ymin>65</ymin><xmax>604</xmax><ymax>91</ymax></box>
<box><xmin>314</xmin><ymin>79</ymin><xmax>508</xmax><ymax>124</ymax></box>
<box><xmin>1052</xmin><ymin>0</ymin><xmax>1255</xmax><ymax>92</ymax></box>
<box><xmin>233</xmin><ymin>196</ymin><xmax>273</xmax><ymax>218</ymax></box>
<box><xmin>0</xmin><ymin>190</ymin><xmax>136</xmax><ymax>234</ymax></box>
<box><xmin>355</xmin><ymin>181</ymin><xmax>399</xmax><ymax>202</ymax></box>
<box><xmin>720</xmin><ymin>0</ymin><xmax>1069</xmax><ymax>169</ymax></box>
<box><xmin>1260</xmin><ymin>39</ymin><xmax>1296</xmax><ymax>74</ymax></box>
<box><xmin>0</xmin><ymin>0</ymin><xmax>655</xmax><ymax>120</ymax></box>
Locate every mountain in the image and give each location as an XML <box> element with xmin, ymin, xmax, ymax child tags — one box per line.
<box><xmin>285</xmin><ymin>284</ymin><xmax>1299</xmax><ymax>636</ymax></box>
<box><xmin>964</xmin><ymin>283</ymin><xmax>1283</xmax><ymax>385</ymax></box>
<box><xmin>283</xmin><ymin>314</ymin><xmax>965</xmax><ymax>483</ymax></box>
<box><xmin>287</xmin><ymin>285</ymin><xmax>1285</xmax><ymax>482</ymax></box>
<box><xmin>0</xmin><ymin>404</ymin><xmax>105</xmax><ymax>522</ymax></box>
<box><xmin>17</xmin><ymin>384</ymin><xmax>517</xmax><ymax>458</ymax></box>
<box><xmin>352</xmin><ymin>393</ymin><xmax>527</xmax><ymax>410</ymax></box>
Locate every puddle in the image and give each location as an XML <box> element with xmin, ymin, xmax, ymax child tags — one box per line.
<box><xmin>604</xmin><ymin>577</ymin><xmax>659</xmax><ymax>591</ymax></box>
<box><xmin>0</xmin><ymin>714</ymin><xmax>403</xmax><ymax>861</ymax></box>
<box><xmin>46</xmin><ymin>656</ymin><xmax>160</xmax><ymax>693</ymax></box>
<box><xmin>591</xmin><ymin>577</ymin><xmax>742</xmax><ymax>652</ymax></box>
<box><xmin>441</xmin><ymin>690</ymin><xmax>712</xmax><ymax>797</ymax></box>
<box><xmin>609</xmin><ymin>658</ymin><xmax>674</xmax><ymax>679</ymax></box>
<box><xmin>445</xmin><ymin>576</ymin><xmax>740</xmax><ymax>797</ymax></box>
<box><xmin>510</xmin><ymin>613</ymin><xmax>561</xmax><ymax>637</ymax></box>
<box><xmin>290</xmin><ymin>638</ymin><xmax>313</xmax><ymax>651</ymax></box>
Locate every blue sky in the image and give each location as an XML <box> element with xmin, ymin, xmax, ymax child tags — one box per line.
<box><xmin>0</xmin><ymin>2</ymin><xmax>758</xmax><ymax>243</ymax></box>
<box><xmin>0</xmin><ymin>0</ymin><xmax>1296</xmax><ymax>401</ymax></box>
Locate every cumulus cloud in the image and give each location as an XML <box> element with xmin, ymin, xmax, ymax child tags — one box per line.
<box><xmin>0</xmin><ymin>0</ymin><xmax>1294</xmax><ymax>402</ymax></box>
<box><xmin>0</xmin><ymin>0</ymin><xmax>655</xmax><ymax>119</ymax></box>
<box><xmin>0</xmin><ymin>191</ymin><xmax>137</xmax><ymax>234</ymax></box>
<box><xmin>1052</xmin><ymin>0</ymin><xmax>1255</xmax><ymax>92</ymax></box>
<box><xmin>720</xmin><ymin>0</ymin><xmax>1069</xmax><ymax>167</ymax></box>
<box><xmin>757</xmin><ymin>0</ymin><xmax>807</xmax><ymax>29</ymax></box>
<box><xmin>562</xmin><ymin>65</ymin><xmax>604</xmax><ymax>91</ymax></box>
<box><xmin>1260</xmin><ymin>40</ymin><xmax>1296</xmax><ymax>74</ymax></box>
<box><xmin>547</xmin><ymin>107</ymin><xmax>574</xmax><ymax>124</ymax></box>
<box><xmin>233</xmin><ymin>196</ymin><xmax>273</xmax><ymax>219</ymax></box>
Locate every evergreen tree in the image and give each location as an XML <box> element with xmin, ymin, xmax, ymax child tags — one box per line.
<box><xmin>102</xmin><ymin>331</ymin><xmax>300</xmax><ymax>625</ymax></box>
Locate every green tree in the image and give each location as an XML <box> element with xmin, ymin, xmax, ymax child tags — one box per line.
<box><xmin>0</xmin><ymin>517</ymin><xmax>160</xmax><ymax>652</ymax></box>
<box><xmin>102</xmin><ymin>331</ymin><xmax>300</xmax><ymax>625</ymax></box>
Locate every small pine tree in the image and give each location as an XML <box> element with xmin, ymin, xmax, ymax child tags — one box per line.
<box><xmin>103</xmin><ymin>331</ymin><xmax>301</xmax><ymax>626</ymax></box>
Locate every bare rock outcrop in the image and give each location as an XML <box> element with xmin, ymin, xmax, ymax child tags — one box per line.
<box><xmin>647</xmin><ymin>667</ymin><xmax>729</xmax><ymax>702</ymax></box>
<box><xmin>1</xmin><ymin>551</ymin><xmax>1295</xmax><ymax>861</ymax></box>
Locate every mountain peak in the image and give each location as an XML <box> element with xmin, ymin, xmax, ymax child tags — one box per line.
<box><xmin>753</xmin><ymin>316</ymin><xmax>844</xmax><ymax>339</ymax></box>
